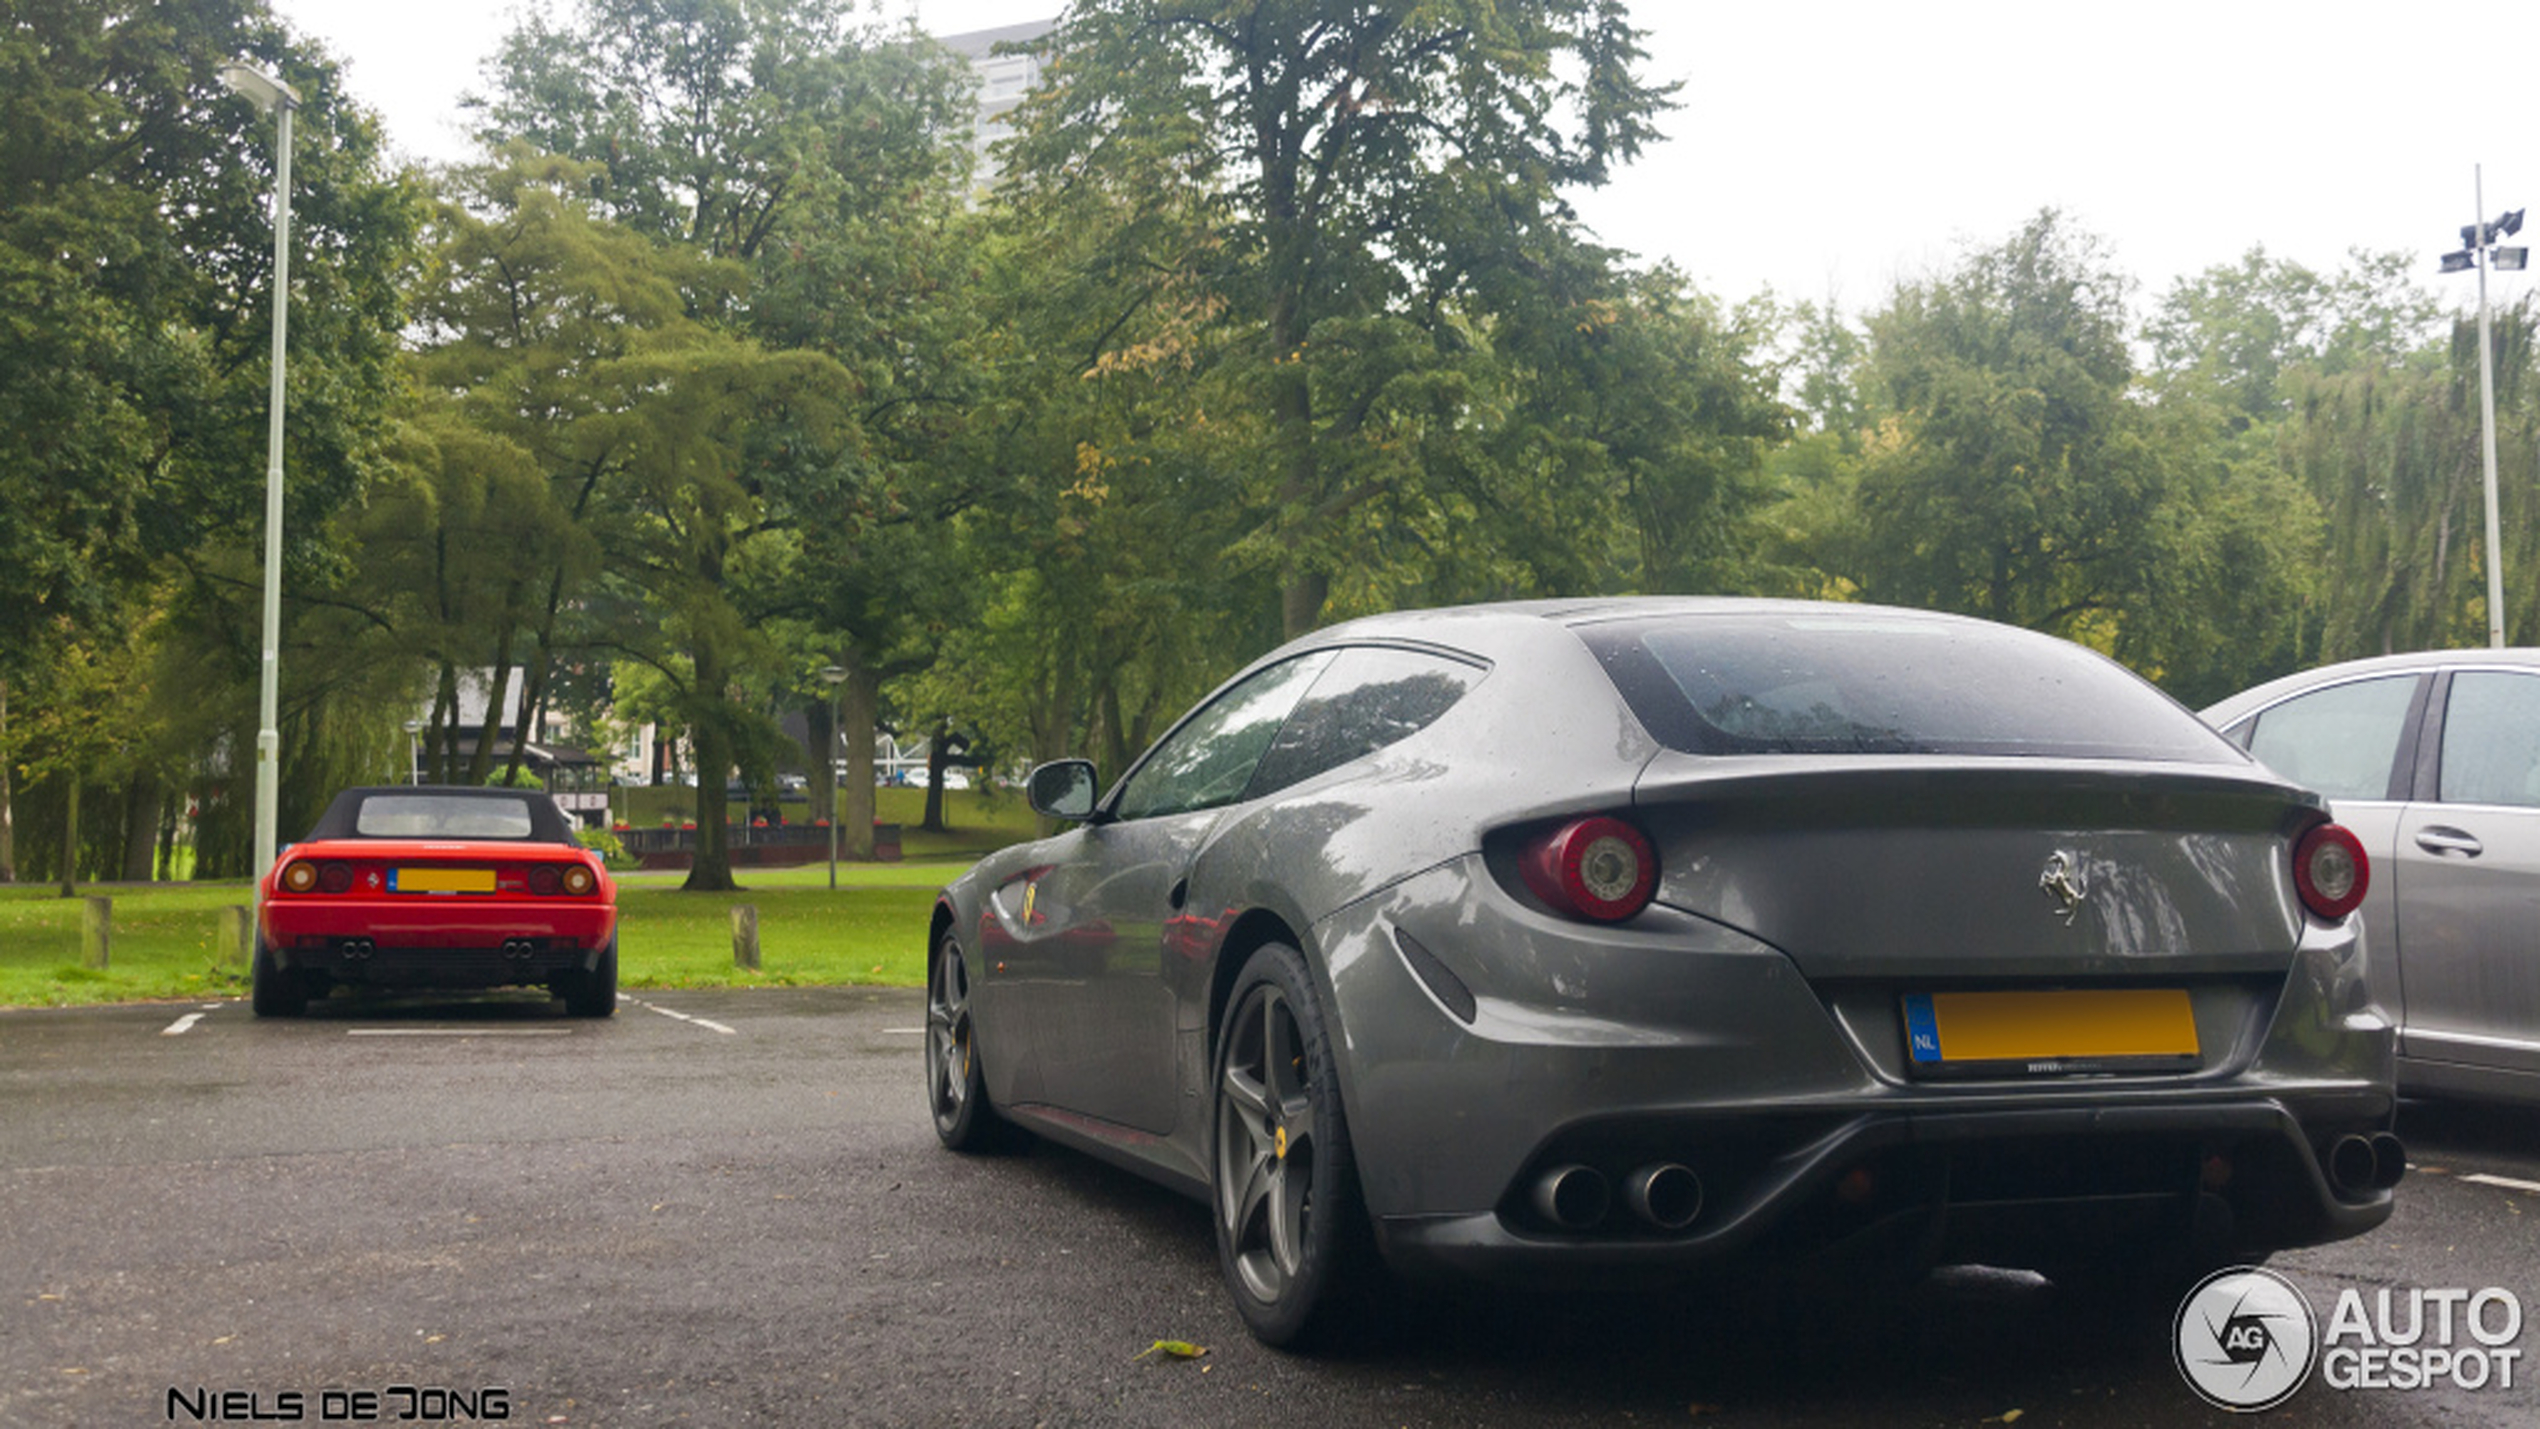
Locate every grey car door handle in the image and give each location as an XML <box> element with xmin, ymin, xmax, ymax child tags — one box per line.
<box><xmin>2414</xmin><ymin>827</ymin><xmax>2485</xmax><ymax>858</ymax></box>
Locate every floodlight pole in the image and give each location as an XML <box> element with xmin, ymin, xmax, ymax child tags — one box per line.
<box><xmin>220</xmin><ymin>62</ymin><xmax>301</xmax><ymax>873</ymax></box>
<box><xmin>2475</xmin><ymin>166</ymin><xmax>2509</xmax><ymax>649</ymax></box>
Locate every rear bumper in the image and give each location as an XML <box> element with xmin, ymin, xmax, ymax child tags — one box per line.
<box><xmin>262</xmin><ymin>898</ymin><xmax>614</xmax><ymax>987</ymax></box>
<box><xmin>1314</xmin><ymin>856</ymin><xmax>2397</xmax><ymax>1288</ymax></box>
<box><xmin>1370</xmin><ymin>1095</ymin><xmax>2394</xmax><ymax>1289</ymax></box>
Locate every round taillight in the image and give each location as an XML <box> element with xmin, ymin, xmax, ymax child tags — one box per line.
<box><xmin>1520</xmin><ymin>816</ymin><xmax>1659</xmax><ymax>923</ymax></box>
<box><xmin>2294</xmin><ymin>821</ymin><xmax>2369</xmax><ymax>921</ymax></box>
<box><xmin>527</xmin><ymin>865</ymin><xmax>563</xmax><ymax>896</ymax></box>
<box><xmin>562</xmin><ymin>864</ymin><xmax>597</xmax><ymax>897</ymax></box>
<box><xmin>317</xmin><ymin>862</ymin><xmax>354</xmax><ymax>894</ymax></box>
<box><xmin>280</xmin><ymin>861</ymin><xmax>319</xmax><ymax>894</ymax></box>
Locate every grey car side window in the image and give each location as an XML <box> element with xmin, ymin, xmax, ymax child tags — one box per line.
<box><xmin>2246</xmin><ymin>676</ymin><xmax>2418</xmax><ymax>801</ymax></box>
<box><xmin>1242</xmin><ymin>647</ymin><xmax>1484</xmax><ymax>802</ymax></box>
<box><xmin>1113</xmin><ymin>652</ymin><xmax>1336</xmax><ymax>822</ymax></box>
<box><xmin>2438</xmin><ymin>672</ymin><xmax>2540</xmax><ymax>809</ymax></box>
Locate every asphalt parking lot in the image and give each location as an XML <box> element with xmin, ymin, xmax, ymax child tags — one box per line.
<box><xmin>6</xmin><ymin>986</ymin><xmax>2540</xmax><ymax>1427</ymax></box>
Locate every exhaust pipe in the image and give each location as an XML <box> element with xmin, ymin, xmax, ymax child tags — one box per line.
<box><xmin>2370</xmin><ymin>1132</ymin><xmax>2408</xmax><ymax>1190</ymax></box>
<box><xmin>1532</xmin><ymin>1164</ymin><xmax>1611</xmax><ymax>1230</ymax></box>
<box><xmin>1625</xmin><ymin>1163</ymin><xmax>1703</xmax><ymax>1231</ymax></box>
<box><xmin>2327</xmin><ymin>1134</ymin><xmax>2378</xmax><ymax>1195</ymax></box>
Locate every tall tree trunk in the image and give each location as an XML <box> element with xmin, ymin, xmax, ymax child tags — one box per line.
<box><xmin>156</xmin><ymin>795</ymin><xmax>179</xmax><ymax>881</ymax></box>
<box><xmin>468</xmin><ymin>633</ymin><xmax>516</xmax><ymax>786</ymax></box>
<box><xmin>503</xmin><ymin>645</ymin><xmax>550</xmax><ymax>787</ymax></box>
<box><xmin>0</xmin><ymin>678</ymin><xmax>15</xmax><ymax>883</ymax></box>
<box><xmin>59</xmin><ymin>771</ymin><xmax>78</xmax><ymax>898</ymax></box>
<box><xmin>681</xmin><ymin>638</ymin><xmax>739</xmax><ymax>891</ymax></box>
<box><xmin>838</xmin><ymin>650</ymin><xmax>878</xmax><ymax>861</ymax></box>
<box><xmin>432</xmin><ymin>663</ymin><xmax>462</xmax><ymax>784</ymax></box>
<box><xmin>120</xmin><ymin>778</ymin><xmax>159</xmax><ymax>882</ymax></box>
<box><xmin>922</xmin><ymin>720</ymin><xmax>950</xmax><ymax>833</ymax></box>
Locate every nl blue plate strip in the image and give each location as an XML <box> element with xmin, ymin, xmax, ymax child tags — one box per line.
<box><xmin>1903</xmin><ymin>993</ymin><xmax>1942</xmax><ymax>1063</ymax></box>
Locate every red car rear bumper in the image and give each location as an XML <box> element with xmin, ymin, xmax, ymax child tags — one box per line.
<box><xmin>261</xmin><ymin>899</ymin><xmax>617</xmax><ymax>952</ymax></box>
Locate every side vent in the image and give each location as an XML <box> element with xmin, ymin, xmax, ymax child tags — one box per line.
<box><xmin>1393</xmin><ymin>927</ymin><xmax>1477</xmax><ymax>1024</ymax></box>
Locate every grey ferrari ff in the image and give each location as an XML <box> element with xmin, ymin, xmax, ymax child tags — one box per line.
<box><xmin>924</xmin><ymin>599</ymin><xmax>2399</xmax><ymax>1346</ymax></box>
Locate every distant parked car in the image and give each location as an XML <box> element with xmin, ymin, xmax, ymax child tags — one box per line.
<box><xmin>254</xmin><ymin>786</ymin><xmax>619</xmax><ymax>1018</ymax></box>
<box><xmin>2204</xmin><ymin>649</ymin><xmax>2540</xmax><ymax>1102</ymax></box>
<box><xmin>927</xmin><ymin>599</ymin><xmax>2398</xmax><ymax>1346</ymax></box>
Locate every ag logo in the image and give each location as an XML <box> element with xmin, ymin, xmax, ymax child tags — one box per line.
<box><xmin>2175</xmin><ymin>1266</ymin><xmax>2320</xmax><ymax>1412</ymax></box>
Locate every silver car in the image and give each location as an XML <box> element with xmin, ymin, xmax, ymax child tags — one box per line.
<box><xmin>928</xmin><ymin>599</ymin><xmax>2399</xmax><ymax>1345</ymax></box>
<box><xmin>2204</xmin><ymin>649</ymin><xmax>2540</xmax><ymax>1103</ymax></box>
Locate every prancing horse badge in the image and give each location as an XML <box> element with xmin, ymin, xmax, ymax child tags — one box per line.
<box><xmin>2039</xmin><ymin>851</ymin><xmax>2088</xmax><ymax>926</ymax></box>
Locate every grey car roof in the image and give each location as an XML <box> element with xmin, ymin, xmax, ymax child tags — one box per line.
<box><xmin>2201</xmin><ymin>647</ymin><xmax>2540</xmax><ymax>728</ymax></box>
<box><xmin>1306</xmin><ymin>596</ymin><xmax>2003</xmax><ymax>645</ymax></box>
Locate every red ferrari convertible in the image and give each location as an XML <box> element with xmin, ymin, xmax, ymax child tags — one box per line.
<box><xmin>253</xmin><ymin>786</ymin><xmax>619</xmax><ymax>1017</ymax></box>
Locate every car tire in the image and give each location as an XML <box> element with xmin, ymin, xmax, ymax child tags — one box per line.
<box><xmin>1211</xmin><ymin>942</ymin><xmax>1380</xmax><ymax>1348</ymax></box>
<box><xmin>565</xmin><ymin>938</ymin><xmax>618</xmax><ymax>1018</ymax></box>
<box><xmin>250</xmin><ymin>938</ymin><xmax>308</xmax><ymax>1018</ymax></box>
<box><xmin>926</xmin><ymin>931</ymin><xmax>1021</xmax><ymax>1152</ymax></box>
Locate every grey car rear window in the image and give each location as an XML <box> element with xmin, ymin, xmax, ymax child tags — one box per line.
<box><xmin>1579</xmin><ymin>613</ymin><xmax>2236</xmax><ymax>761</ymax></box>
<box><xmin>354</xmin><ymin>794</ymin><xmax>539</xmax><ymax>839</ymax></box>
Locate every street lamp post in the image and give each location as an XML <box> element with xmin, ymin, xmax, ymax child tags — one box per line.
<box><xmin>820</xmin><ymin>666</ymin><xmax>848</xmax><ymax>891</ymax></box>
<box><xmin>2439</xmin><ymin>166</ymin><xmax>2525</xmax><ymax>650</ymax></box>
<box><xmin>219</xmin><ymin>61</ymin><xmax>301</xmax><ymax>873</ymax></box>
<box><xmin>403</xmin><ymin>719</ymin><xmax>423</xmax><ymax>787</ymax></box>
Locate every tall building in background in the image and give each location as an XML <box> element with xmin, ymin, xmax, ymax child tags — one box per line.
<box><xmin>938</xmin><ymin>20</ymin><xmax>1055</xmax><ymax>185</ymax></box>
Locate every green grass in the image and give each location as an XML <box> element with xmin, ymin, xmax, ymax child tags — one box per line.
<box><xmin>0</xmin><ymin>860</ymin><xmax>1004</xmax><ymax>1009</ymax></box>
<box><xmin>0</xmin><ymin>786</ymin><xmax>1044</xmax><ymax>1009</ymax></box>
<box><xmin>0</xmin><ymin>883</ymin><xmax>264</xmax><ymax>1008</ymax></box>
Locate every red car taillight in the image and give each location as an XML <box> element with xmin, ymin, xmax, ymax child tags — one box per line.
<box><xmin>527</xmin><ymin>865</ymin><xmax>563</xmax><ymax>896</ymax></box>
<box><xmin>1518</xmin><ymin>815</ymin><xmax>1658</xmax><ymax>922</ymax></box>
<box><xmin>2293</xmin><ymin>821</ymin><xmax>2369</xmax><ymax>921</ymax></box>
<box><xmin>562</xmin><ymin>864</ymin><xmax>596</xmax><ymax>896</ymax></box>
<box><xmin>279</xmin><ymin>860</ymin><xmax>355</xmax><ymax>894</ymax></box>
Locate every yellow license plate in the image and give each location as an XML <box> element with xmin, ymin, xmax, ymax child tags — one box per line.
<box><xmin>1904</xmin><ymin>989</ymin><xmax>2199</xmax><ymax>1068</ymax></box>
<box><xmin>393</xmin><ymin>867</ymin><xmax>495</xmax><ymax>894</ymax></box>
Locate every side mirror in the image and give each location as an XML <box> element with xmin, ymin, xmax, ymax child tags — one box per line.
<box><xmin>1026</xmin><ymin>759</ymin><xmax>1100</xmax><ymax>822</ymax></box>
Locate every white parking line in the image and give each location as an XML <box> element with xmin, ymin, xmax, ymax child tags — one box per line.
<box><xmin>883</xmin><ymin>1028</ymin><xmax>924</xmax><ymax>1036</ymax></box>
<box><xmin>625</xmin><ymin>996</ymin><xmax>737</xmax><ymax>1035</ymax></box>
<box><xmin>161</xmin><ymin>1013</ymin><xmax>207</xmax><ymax>1037</ymax></box>
<box><xmin>2463</xmin><ymin>1172</ymin><xmax>2540</xmax><ymax>1196</ymax></box>
<box><xmin>347</xmin><ymin>1029</ymin><xmax>575</xmax><ymax>1037</ymax></box>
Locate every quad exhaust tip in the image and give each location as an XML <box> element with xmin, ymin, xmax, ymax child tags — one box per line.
<box><xmin>1625</xmin><ymin>1163</ymin><xmax>1704</xmax><ymax>1230</ymax></box>
<box><xmin>2328</xmin><ymin>1133</ymin><xmax>2408</xmax><ymax>1195</ymax></box>
<box><xmin>1532</xmin><ymin>1164</ymin><xmax>1611</xmax><ymax>1230</ymax></box>
<box><xmin>2370</xmin><ymin>1132</ymin><xmax>2407</xmax><ymax>1190</ymax></box>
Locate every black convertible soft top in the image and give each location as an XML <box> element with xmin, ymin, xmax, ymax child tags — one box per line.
<box><xmin>301</xmin><ymin>786</ymin><xmax>583</xmax><ymax>846</ymax></box>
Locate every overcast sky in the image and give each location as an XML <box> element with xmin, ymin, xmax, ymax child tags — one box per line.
<box><xmin>270</xmin><ymin>0</ymin><xmax>2538</xmax><ymax>318</ymax></box>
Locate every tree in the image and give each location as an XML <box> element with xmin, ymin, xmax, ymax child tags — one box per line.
<box><xmin>472</xmin><ymin>2</ymin><xmax>980</xmax><ymax>879</ymax></box>
<box><xmin>1845</xmin><ymin>212</ymin><xmax>2153</xmax><ymax>631</ymax></box>
<box><xmin>1010</xmin><ymin>0</ymin><xmax>1674</xmax><ymax>637</ymax></box>
<box><xmin>1826</xmin><ymin>211</ymin><xmax>2312</xmax><ymax>701</ymax></box>
<box><xmin>2275</xmin><ymin>298</ymin><xmax>2540</xmax><ymax>658</ymax></box>
<box><xmin>2</xmin><ymin>0</ymin><xmax>421</xmax><ymax>878</ymax></box>
<box><xmin>2147</xmin><ymin>246</ymin><xmax>2444</xmax><ymax>428</ymax></box>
